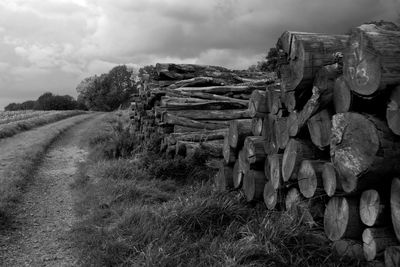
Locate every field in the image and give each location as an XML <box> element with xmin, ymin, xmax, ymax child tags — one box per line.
<box><xmin>0</xmin><ymin>110</ymin><xmax>53</xmax><ymax>125</ymax></box>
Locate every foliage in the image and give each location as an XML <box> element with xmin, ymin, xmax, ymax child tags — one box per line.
<box><xmin>76</xmin><ymin>65</ymin><xmax>138</xmax><ymax>111</ymax></box>
<box><xmin>5</xmin><ymin>93</ymin><xmax>83</xmax><ymax>111</ymax></box>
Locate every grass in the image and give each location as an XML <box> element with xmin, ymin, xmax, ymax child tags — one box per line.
<box><xmin>72</xmin><ymin>112</ymin><xmax>361</xmax><ymax>267</ymax></box>
<box><xmin>0</xmin><ymin>113</ymin><xmax>93</xmax><ymax>227</ymax></box>
<box><xmin>0</xmin><ymin>110</ymin><xmax>86</xmax><ymax>139</ymax></box>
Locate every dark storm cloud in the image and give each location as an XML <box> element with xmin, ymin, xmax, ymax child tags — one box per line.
<box><xmin>0</xmin><ymin>0</ymin><xmax>399</xmax><ymax>109</ymax></box>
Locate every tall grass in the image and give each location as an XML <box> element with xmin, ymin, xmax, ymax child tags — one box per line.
<box><xmin>72</xmin><ymin>112</ymin><xmax>360</xmax><ymax>267</ymax></box>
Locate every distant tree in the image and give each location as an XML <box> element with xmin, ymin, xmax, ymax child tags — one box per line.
<box><xmin>4</xmin><ymin>103</ymin><xmax>19</xmax><ymax>111</ymax></box>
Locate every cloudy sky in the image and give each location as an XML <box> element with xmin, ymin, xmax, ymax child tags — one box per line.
<box><xmin>0</xmin><ymin>0</ymin><xmax>399</xmax><ymax>109</ymax></box>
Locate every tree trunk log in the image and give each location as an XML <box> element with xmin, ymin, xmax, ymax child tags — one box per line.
<box><xmin>262</xmin><ymin>114</ymin><xmax>279</xmax><ymax>154</ymax></box>
<box><xmin>243</xmin><ymin>170</ymin><xmax>266</xmax><ymax>202</ymax></box>
<box><xmin>343</xmin><ymin>24</ymin><xmax>400</xmax><ymax>96</ymax></box>
<box><xmin>238</xmin><ymin>149</ymin><xmax>250</xmax><ymax>175</ymax></box>
<box><xmin>332</xmin><ymin>240</ymin><xmax>365</xmax><ymax>261</ymax></box>
<box><xmin>170</xmin><ymin>128</ymin><xmax>228</xmax><ymax>143</ymax></box>
<box><xmin>391</xmin><ymin>177</ymin><xmax>400</xmax><ymax>242</ymax></box>
<box><xmin>324</xmin><ymin>197</ymin><xmax>363</xmax><ymax>241</ymax></box>
<box><xmin>251</xmin><ymin>117</ymin><xmax>263</xmax><ymax>136</ymax></box>
<box><xmin>161</xmin><ymin>98</ymin><xmax>247</xmax><ymax>110</ymax></box>
<box><xmin>362</xmin><ymin>227</ymin><xmax>398</xmax><ymax>261</ymax></box>
<box><xmin>307</xmin><ymin>109</ymin><xmax>332</xmax><ymax>149</ymax></box>
<box><xmin>282</xmin><ymin>138</ymin><xmax>322</xmax><ymax>182</ymax></box>
<box><xmin>228</xmin><ymin>119</ymin><xmax>252</xmax><ymax>149</ymax></box>
<box><xmin>333</xmin><ymin>76</ymin><xmax>352</xmax><ymax>113</ymax></box>
<box><xmin>173</xmin><ymin>125</ymin><xmax>201</xmax><ymax>133</ymax></box>
<box><xmin>331</xmin><ymin>112</ymin><xmax>400</xmax><ymax>193</ymax></box>
<box><xmin>322</xmin><ymin>162</ymin><xmax>343</xmax><ymax>197</ymax></box>
<box><xmin>175</xmin><ymin>85</ymin><xmax>264</xmax><ymax>95</ymax></box>
<box><xmin>263</xmin><ymin>180</ymin><xmax>278</xmax><ymax>210</ymax></box>
<box><xmin>215</xmin><ymin>164</ymin><xmax>234</xmax><ymax>191</ymax></box>
<box><xmin>265</xmin><ymin>84</ymin><xmax>282</xmax><ymax>114</ymax></box>
<box><xmin>244</xmin><ymin>136</ymin><xmax>266</xmax><ymax>165</ymax></box>
<box><xmin>163</xmin><ymin>114</ymin><xmax>228</xmax><ymax>130</ymax></box>
<box><xmin>387</xmin><ymin>86</ymin><xmax>400</xmax><ymax>136</ymax></box>
<box><xmin>233</xmin><ymin>160</ymin><xmax>244</xmax><ymax>189</ymax></box>
<box><xmin>223</xmin><ymin>135</ymin><xmax>236</xmax><ymax>164</ymax></box>
<box><xmin>298</xmin><ymin>160</ymin><xmax>326</xmax><ymax>198</ymax></box>
<box><xmin>167</xmin><ymin>90</ymin><xmax>249</xmax><ymax>106</ymax></box>
<box><xmin>274</xmin><ymin>117</ymin><xmax>289</xmax><ymax>150</ymax></box>
<box><xmin>164</xmin><ymin>109</ymin><xmax>250</xmax><ymax>121</ymax></box>
<box><xmin>249</xmin><ymin>90</ymin><xmax>267</xmax><ymax>117</ymax></box>
<box><xmin>284</xmin><ymin>187</ymin><xmax>317</xmax><ymax>226</ymax></box>
<box><xmin>265</xmin><ymin>154</ymin><xmax>283</xmax><ymax>190</ymax></box>
<box><xmin>360</xmin><ymin>189</ymin><xmax>389</xmax><ymax>227</ymax></box>
<box><xmin>385</xmin><ymin>246</ymin><xmax>400</xmax><ymax>267</ymax></box>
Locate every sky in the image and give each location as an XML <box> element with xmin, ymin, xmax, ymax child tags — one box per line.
<box><xmin>0</xmin><ymin>0</ymin><xmax>399</xmax><ymax>109</ymax></box>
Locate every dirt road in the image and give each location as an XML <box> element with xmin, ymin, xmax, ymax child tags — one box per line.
<box><xmin>0</xmin><ymin>114</ymin><xmax>106</xmax><ymax>266</ymax></box>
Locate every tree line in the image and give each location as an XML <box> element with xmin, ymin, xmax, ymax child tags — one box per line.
<box><xmin>5</xmin><ymin>65</ymin><xmax>138</xmax><ymax>112</ymax></box>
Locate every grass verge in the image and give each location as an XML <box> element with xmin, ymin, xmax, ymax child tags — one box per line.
<box><xmin>72</xmin><ymin>112</ymin><xmax>360</xmax><ymax>266</ymax></box>
<box><xmin>0</xmin><ymin>114</ymin><xmax>94</xmax><ymax>227</ymax></box>
<box><xmin>0</xmin><ymin>110</ymin><xmax>86</xmax><ymax>139</ymax></box>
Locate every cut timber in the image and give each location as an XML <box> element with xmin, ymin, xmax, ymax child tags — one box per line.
<box><xmin>333</xmin><ymin>76</ymin><xmax>352</xmax><ymax>113</ymax></box>
<box><xmin>274</xmin><ymin>117</ymin><xmax>289</xmax><ymax>150</ymax></box>
<box><xmin>161</xmin><ymin>99</ymin><xmax>247</xmax><ymax>110</ymax></box>
<box><xmin>228</xmin><ymin>119</ymin><xmax>252</xmax><ymax>149</ymax></box>
<box><xmin>282</xmin><ymin>138</ymin><xmax>322</xmax><ymax>182</ymax></box>
<box><xmin>360</xmin><ymin>189</ymin><xmax>389</xmax><ymax>227</ymax></box>
<box><xmin>385</xmin><ymin>246</ymin><xmax>400</xmax><ymax>267</ymax></box>
<box><xmin>265</xmin><ymin>84</ymin><xmax>282</xmax><ymax>114</ymax></box>
<box><xmin>265</xmin><ymin>154</ymin><xmax>283</xmax><ymax>190</ymax></box>
<box><xmin>173</xmin><ymin>125</ymin><xmax>200</xmax><ymax>133</ymax></box>
<box><xmin>343</xmin><ymin>24</ymin><xmax>400</xmax><ymax>96</ymax></box>
<box><xmin>262</xmin><ymin>114</ymin><xmax>278</xmax><ymax>154</ymax></box>
<box><xmin>249</xmin><ymin>90</ymin><xmax>267</xmax><ymax>117</ymax></box>
<box><xmin>331</xmin><ymin>112</ymin><xmax>400</xmax><ymax>193</ymax></box>
<box><xmin>215</xmin><ymin>164</ymin><xmax>234</xmax><ymax>191</ymax></box>
<box><xmin>175</xmin><ymin>85</ymin><xmax>264</xmax><ymax>95</ymax></box>
<box><xmin>391</xmin><ymin>177</ymin><xmax>400</xmax><ymax>242</ymax></box>
<box><xmin>287</xmin><ymin>111</ymin><xmax>299</xmax><ymax>137</ymax></box>
<box><xmin>324</xmin><ymin>197</ymin><xmax>363</xmax><ymax>241</ymax></box>
<box><xmin>298</xmin><ymin>160</ymin><xmax>326</xmax><ymax>198</ymax></box>
<box><xmin>263</xmin><ymin>180</ymin><xmax>278</xmax><ymax>210</ymax></box>
<box><xmin>313</xmin><ymin>63</ymin><xmax>342</xmax><ymax>108</ymax></box>
<box><xmin>243</xmin><ymin>136</ymin><xmax>266</xmax><ymax>165</ymax></box>
<box><xmin>223</xmin><ymin>135</ymin><xmax>236</xmax><ymax>164</ymax></box>
<box><xmin>284</xmin><ymin>187</ymin><xmax>316</xmax><ymax>226</ymax></box>
<box><xmin>165</xmin><ymin>109</ymin><xmax>250</xmax><ymax>121</ymax></box>
<box><xmin>175</xmin><ymin>140</ymin><xmax>223</xmax><ymax>158</ymax></box>
<box><xmin>387</xmin><ymin>86</ymin><xmax>400</xmax><ymax>135</ymax></box>
<box><xmin>282</xmin><ymin>91</ymin><xmax>296</xmax><ymax>112</ymax></box>
<box><xmin>233</xmin><ymin>160</ymin><xmax>243</xmax><ymax>189</ymax></box>
<box><xmin>168</xmin><ymin>90</ymin><xmax>249</xmax><ymax>106</ymax></box>
<box><xmin>167</xmin><ymin>76</ymin><xmax>225</xmax><ymax>88</ymax></box>
<box><xmin>170</xmin><ymin>128</ymin><xmax>228</xmax><ymax>143</ymax></box>
<box><xmin>281</xmin><ymin>33</ymin><xmax>349</xmax><ymax>92</ymax></box>
<box><xmin>238</xmin><ymin>149</ymin><xmax>250</xmax><ymax>175</ymax></box>
<box><xmin>307</xmin><ymin>109</ymin><xmax>332</xmax><ymax>149</ymax></box>
<box><xmin>332</xmin><ymin>240</ymin><xmax>365</xmax><ymax>261</ymax></box>
<box><xmin>251</xmin><ymin>117</ymin><xmax>263</xmax><ymax>136</ymax></box>
<box><xmin>322</xmin><ymin>162</ymin><xmax>343</xmax><ymax>197</ymax></box>
<box><xmin>163</xmin><ymin>114</ymin><xmax>228</xmax><ymax>130</ymax></box>
<box><xmin>243</xmin><ymin>170</ymin><xmax>266</xmax><ymax>202</ymax></box>
<box><xmin>362</xmin><ymin>227</ymin><xmax>398</xmax><ymax>261</ymax></box>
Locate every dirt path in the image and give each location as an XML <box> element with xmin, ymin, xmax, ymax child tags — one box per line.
<box><xmin>0</xmin><ymin>114</ymin><xmax>106</xmax><ymax>266</ymax></box>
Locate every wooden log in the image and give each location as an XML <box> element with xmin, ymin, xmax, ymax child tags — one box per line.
<box><xmin>167</xmin><ymin>90</ymin><xmax>249</xmax><ymax>106</ymax></box>
<box><xmin>243</xmin><ymin>169</ymin><xmax>266</xmax><ymax>202</ymax></box>
<box><xmin>167</xmin><ymin>76</ymin><xmax>225</xmax><ymax>88</ymax></box>
<box><xmin>161</xmin><ymin>98</ymin><xmax>247</xmax><ymax>110</ymax></box>
<box><xmin>243</xmin><ymin>136</ymin><xmax>266</xmax><ymax>165</ymax></box>
<box><xmin>282</xmin><ymin>138</ymin><xmax>322</xmax><ymax>182</ymax></box>
<box><xmin>265</xmin><ymin>84</ymin><xmax>282</xmax><ymax>114</ymax></box>
<box><xmin>263</xmin><ymin>180</ymin><xmax>278</xmax><ymax>210</ymax></box>
<box><xmin>170</xmin><ymin>128</ymin><xmax>228</xmax><ymax>143</ymax></box>
<box><xmin>163</xmin><ymin>114</ymin><xmax>228</xmax><ymax>130</ymax></box>
<box><xmin>287</xmin><ymin>111</ymin><xmax>299</xmax><ymax>137</ymax></box>
<box><xmin>391</xmin><ymin>177</ymin><xmax>400</xmax><ymax>242</ymax></box>
<box><xmin>322</xmin><ymin>162</ymin><xmax>343</xmax><ymax>197</ymax></box>
<box><xmin>387</xmin><ymin>86</ymin><xmax>400</xmax><ymax>135</ymax></box>
<box><xmin>343</xmin><ymin>24</ymin><xmax>400</xmax><ymax>96</ymax></box>
<box><xmin>228</xmin><ymin>119</ymin><xmax>252</xmax><ymax>149</ymax></box>
<box><xmin>284</xmin><ymin>187</ymin><xmax>316</xmax><ymax>226</ymax></box>
<box><xmin>362</xmin><ymin>227</ymin><xmax>398</xmax><ymax>261</ymax></box>
<box><xmin>249</xmin><ymin>90</ymin><xmax>267</xmax><ymax>117</ymax></box>
<box><xmin>238</xmin><ymin>149</ymin><xmax>250</xmax><ymax>175</ymax></box>
<box><xmin>274</xmin><ymin>117</ymin><xmax>289</xmax><ymax>150</ymax></box>
<box><xmin>281</xmin><ymin>91</ymin><xmax>296</xmax><ymax>112</ymax></box>
<box><xmin>331</xmin><ymin>112</ymin><xmax>400</xmax><ymax>193</ymax></box>
<box><xmin>324</xmin><ymin>197</ymin><xmax>363</xmax><ymax>241</ymax></box>
<box><xmin>332</xmin><ymin>240</ymin><xmax>365</xmax><ymax>261</ymax></box>
<box><xmin>262</xmin><ymin>114</ymin><xmax>279</xmax><ymax>154</ymax></box>
<box><xmin>385</xmin><ymin>246</ymin><xmax>400</xmax><ymax>267</ymax></box>
<box><xmin>173</xmin><ymin>125</ymin><xmax>200</xmax><ymax>133</ymax></box>
<box><xmin>307</xmin><ymin>109</ymin><xmax>332</xmax><ymax>149</ymax></box>
<box><xmin>164</xmin><ymin>109</ymin><xmax>250</xmax><ymax>121</ymax></box>
<box><xmin>265</xmin><ymin>154</ymin><xmax>283</xmax><ymax>190</ymax></box>
<box><xmin>199</xmin><ymin>140</ymin><xmax>224</xmax><ymax>158</ymax></box>
<box><xmin>223</xmin><ymin>135</ymin><xmax>236</xmax><ymax>164</ymax></box>
<box><xmin>166</xmin><ymin>145</ymin><xmax>175</xmax><ymax>159</ymax></box>
<box><xmin>333</xmin><ymin>76</ymin><xmax>352</xmax><ymax>113</ymax></box>
<box><xmin>215</xmin><ymin>164</ymin><xmax>234</xmax><ymax>191</ymax></box>
<box><xmin>360</xmin><ymin>189</ymin><xmax>389</xmax><ymax>227</ymax></box>
<box><xmin>298</xmin><ymin>160</ymin><xmax>326</xmax><ymax>198</ymax></box>
<box><xmin>233</xmin><ymin>160</ymin><xmax>243</xmax><ymax>189</ymax></box>
<box><xmin>251</xmin><ymin>117</ymin><xmax>263</xmax><ymax>136</ymax></box>
<box><xmin>281</xmin><ymin>33</ymin><xmax>349</xmax><ymax>93</ymax></box>
<box><xmin>175</xmin><ymin>85</ymin><xmax>265</xmax><ymax>95</ymax></box>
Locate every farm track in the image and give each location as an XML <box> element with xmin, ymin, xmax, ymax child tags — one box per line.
<box><xmin>0</xmin><ymin>113</ymin><xmax>106</xmax><ymax>266</ymax></box>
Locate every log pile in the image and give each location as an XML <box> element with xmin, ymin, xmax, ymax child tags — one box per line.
<box><xmin>130</xmin><ymin>22</ymin><xmax>400</xmax><ymax>264</ymax></box>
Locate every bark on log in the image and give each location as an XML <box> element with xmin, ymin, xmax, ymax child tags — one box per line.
<box><xmin>322</xmin><ymin>162</ymin><xmax>343</xmax><ymax>197</ymax></box>
<box><xmin>167</xmin><ymin>90</ymin><xmax>249</xmax><ymax>106</ymax></box>
<box><xmin>163</xmin><ymin>114</ymin><xmax>228</xmax><ymax>130</ymax></box>
<box><xmin>385</xmin><ymin>246</ymin><xmax>400</xmax><ymax>267</ymax></box>
<box><xmin>307</xmin><ymin>109</ymin><xmax>332</xmax><ymax>149</ymax></box>
<box><xmin>282</xmin><ymin>138</ymin><xmax>322</xmax><ymax>182</ymax></box>
<box><xmin>175</xmin><ymin>85</ymin><xmax>264</xmax><ymax>95</ymax></box>
<box><xmin>360</xmin><ymin>189</ymin><xmax>389</xmax><ymax>227</ymax></box>
<box><xmin>265</xmin><ymin>154</ymin><xmax>283</xmax><ymax>190</ymax></box>
<box><xmin>238</xmin><ymin>149</ymin><xmax>250</xmax><ymax>175</ymax></box>
<box><xmin>251</xmin><ymin>117</ymin><xmax>263</xmax><ymax>136</ymax></box>
<box><xmin>215</xmin><ymin>164</ymin><xmax>234</xmax><ymax>191</ymax></box>
<box><xmin>391</xmin><ymin>177</ymin><xmax>400</xmax><ymax>242</ymax></box>
<box><xmin>343</xmin><ymin>24</ymin><xmax>400</xmax><ymax>96</ymax></box>
<box><xmin>362</xmin><ymin>227</ymin><xmax>398</xmax><ymax>261</ymax></box>
<box><xmin>274</xmin><ymin>117</ymin><xmax>289</xmax><ymax>150</ymax></box>
<box><xmin>287</xmin><ymin>111</ymin><xmax>299</xmax><ymax>137</ymax></box>
<box><xmin>228</xmin><ymin>119</ymin><xmax>252</xmax><ymax>149</ymax></box>
<box><xmin>170</xmin><ymin>128</ymin><xmax>228</xmax><ymax>143</ymax></box>
<box><xmin>243</xmin><ymin>136</ymin><xmax>266</xmax><ymax>165</ymax></box>
<box><xmin>387</xmin><ymin>86</ymin><xmax>400</xmax><ymax>136</ymax></box>
<box><xmin>243</xmin><ymin>170</ymin><xmax>266</xmax><ymax>202</ymax></box>
<box><xmin>233</xmin><ymin>160</ymin><xmax>244</xmax><ymax>189</ymax></box>
<box><xmin>262</xmin><ymin>114</ymin><xmax>279</xmax><ymax>154</ymax></box>
<box><xmin>173</xmin><ymin>125</ymin><xmax>200</xmax><ymax>133</ymax></box>
<box><xmin>298</xmin><ymin>160</ymin><xmax>326</xmax><ymax>198</ymax></box>
<box><xmin>284</xmin><ymin>187</ymin><xmax>318</xmax><ymax>226</ymax></box>
<box><xmin>263</xmin><ymin>180</ymin><xmax>278</xmax><ymax>210</ymax></box>
<box><xmin>324</xmin><ymin>197</ymin><xmax>363</xmax><ymax>241</ymax></box>
<box><xmin>333</xmin><ymin>76</ymin><xmax>352</xmax><ymax>113</ymax></box>
<box><xmin>249</xmin><ymin>90</ymin><xmax>267</xmax><ymax>117</ymax></box>
<box><xmin>282</xmin><ymin>91</ymin><xmax>296</xmax><ymax>112</ymax></box>
<box><xmin>332</xmin><ymin>240</ymin><xmax>365</xmax><ymax>260</ymax></box>
<box><xmin>223</xmin><ymin>135</ymin><xmax>236</xmax><ymax>164</ymax></box>
<box><xmin>167</xmin><ymin>76</ymin><xmax>225</xmax><ymax>88</ymax></box>
<box><xmin>161</xmin><ymin>98</ymin><xmax>247</xmax><ymax>110</ymax></box>
<box><xmin>280</xmin><ymin>33</ymin><xmax>349</xmax><ymax>93</ymax></box>
<box><xmin>331</xmin><ymin>112</ymin><xmax>400</xmax><ymax>193</ymax></box>
<box><xmin>265</xmin><ymin>84</ymin><xmax>282</xmax><ymax>114</ymax></box>
<box><xmin>164</xmin><ymin>109</ymin><xmax>250</xmax><ymax>121</ymax></box>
